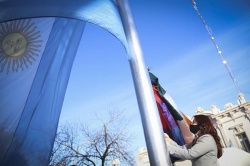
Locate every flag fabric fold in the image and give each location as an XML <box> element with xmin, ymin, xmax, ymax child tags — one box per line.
<box><xmin>0</xmin><ymin>17</ymin><xmax>85</xmax><ymax>165</ymax></box>
<box><xmin>0</xmin><ymin>0</ymin><xmax>127</xmax><ymax>50</ymax></box>
<box><xmin>149</xmin><ymin>72</ymin><xmax>194</xmax><ymax>162</ymax></box>
<box><xmin>0</xmin><ymin>1</ymin><xmax>128</xmax><ymax>165</ymax></box>
<box><xmin>152</xmin><ymin>85</ymin><xmax>185</xmax><ymax>145</ymax></box>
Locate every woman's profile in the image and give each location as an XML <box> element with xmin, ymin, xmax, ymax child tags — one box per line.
<box><xmin>165</xmin><ymin>114</ymin><xmax>223</xmax><ymax>166</ymax></box>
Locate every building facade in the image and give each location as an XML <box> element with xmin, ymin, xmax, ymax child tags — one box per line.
<box><xmin>196</xmin><ymin>93</ymin><xmax>250</xmax><ymax>152</ymax></box>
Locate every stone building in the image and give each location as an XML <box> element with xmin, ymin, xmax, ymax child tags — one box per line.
<box><xmin>136</xmin><ymin>148</ymin><xmax>150</xmax><ymax>166</ymax></box>
<box><xmin>136</xmin><ymin>93</ymin><xmax>250</xmax><ymax>165</ymax></box>
<box><xmin>195</xmin><ymin>93</ymin><xmax>250</xmax><ymax>152</ymax></box>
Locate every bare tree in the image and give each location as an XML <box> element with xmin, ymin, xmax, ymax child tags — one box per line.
<box><xmin>50</xmin><ymin>109</ymin><xmax>136</xmax><ymax>166</ymax></box>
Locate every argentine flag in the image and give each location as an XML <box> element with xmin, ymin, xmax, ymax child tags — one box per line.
<box><xmin>0</xmin><ymin>0</ymin><xmax>127</xmax><ymax>165</ymax></box>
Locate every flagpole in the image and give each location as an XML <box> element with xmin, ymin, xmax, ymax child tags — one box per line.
<box><xmin>115</xmin><ymin>0</ymin><xmax>172</xmax><ymax>165</ymax></box>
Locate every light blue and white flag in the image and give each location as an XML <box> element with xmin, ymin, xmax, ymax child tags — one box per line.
<box><xmin>0</xmin><ymin>0</ymin><xmax>127</xmax><ymax>165</ymax></box>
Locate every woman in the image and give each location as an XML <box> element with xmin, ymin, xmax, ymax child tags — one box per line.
<box><xmin>165</xmin><ymin>114</ymin><xmax>223</xmax><ymax>166</ymax></box>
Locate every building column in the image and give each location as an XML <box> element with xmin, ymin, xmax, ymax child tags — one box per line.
<box><xmin>216</xmin><ymin>119</ymin><xmax>229</xmax><ymax>147</ymax></box>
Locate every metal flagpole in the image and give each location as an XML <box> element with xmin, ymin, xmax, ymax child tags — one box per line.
<box><xmin>115</xmin><ymin>0</ymin><xmax>172</xmax><ymax>165</ymax></box>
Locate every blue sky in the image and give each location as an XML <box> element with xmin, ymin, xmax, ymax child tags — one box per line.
<box><xmin>59</xmin><ymin>0</ymin><xmax>250</xmax><ymax>156</ymax></box>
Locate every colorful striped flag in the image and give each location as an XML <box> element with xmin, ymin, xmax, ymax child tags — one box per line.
<box><xmin>149</xmin><ymin>72</ymin><xmax>194</xmax><ymax>162</ymax></box>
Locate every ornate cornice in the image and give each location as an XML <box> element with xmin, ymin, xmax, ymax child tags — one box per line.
<box><xmin>208</xmin><ymin>101</ymin><xmax>250</xmax><ymax>124</ymax></box>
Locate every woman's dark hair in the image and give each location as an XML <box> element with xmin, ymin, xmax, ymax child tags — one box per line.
<box><xmin>193</xmin><ymin>115</ymin><xmax>223</xmax><ymax>158</ymax></box>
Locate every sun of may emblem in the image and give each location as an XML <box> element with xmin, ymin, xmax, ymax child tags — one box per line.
<box><xmin>0</xmin><ymin>19</ymin><xmax>42</xmax><ymax>74</ymax></box>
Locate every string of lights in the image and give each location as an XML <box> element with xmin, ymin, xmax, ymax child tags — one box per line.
<box><xmin>191</xmin><ymin>0</ymin><xmax>241</xmax><ymax>93</ymax></box>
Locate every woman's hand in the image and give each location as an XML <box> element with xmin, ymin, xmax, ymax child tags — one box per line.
<box><xmin>164</xmin><ymin>133</ymin><xmax>171</xmax><ymax>146</ymax></box>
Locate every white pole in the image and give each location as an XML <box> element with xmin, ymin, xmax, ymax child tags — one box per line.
<box><xmin>115</xmin><ymin>0</ymin><xmax>172</xmax><ymax>165</ymax></box>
